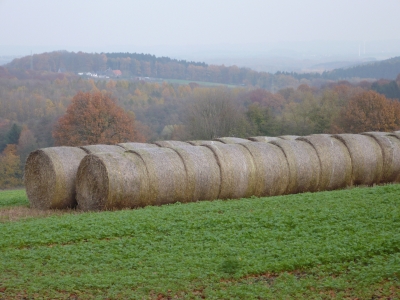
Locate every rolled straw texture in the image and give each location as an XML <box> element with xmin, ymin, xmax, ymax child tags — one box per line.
<box><xmin>270</xmin><ymin>139</ymin><xmax>321</xmax><ymax>194</ymax></box>
<box><xmin>204</xmin><ymin>144</ymin><xmax>257</xmax><ymax>199</ymax></box>
<box><xmin>239</xmin><ymin>142</ymin><xmax>289</xmax><ymax>196</ymax></box>
<box><xmin>24</xmin><ymin>146</ymin><xmax>87</xmax><ymax>209</ymax></box>
<box><xmin>76</xmin><ymin>152</ymin><xmax>149</xmax><ymax>211</ymax></box>
<box><xmin>80</xmin><ymin>144</ymin><xmax>125</xmax><ymax>154</ymax></box>
<box><xmin>297</xmin><ymin>135</ymin><xmax>352</xmax><ymax>191</ymax></box>
<box><xmin>169</xmin><ymin>146</ymin><xmax>220</xmax><ymax>202</ymax></box>
<box><xmin>154</xmin><ymin>140</ymin><xmax>191</xmax><ymax>148</ymax></box>
<box><xmin>362</xmin><ymin>132</ymin><xmax>400</xmax><ymax>183</ymax></box>
<box><xmin>127</xmin><ymin>147</ymin><xmax>189</xmax><ymax>206</ymax></box>
<box><xmin>389</xmin><ymin>131</ymin><xmax>400</xmax><ymax>140</ymax></box>
<box><xmin>118</xmin><ymin>142</ymin><xmax>159</xmax><ymax>150</ymax></box>
<box><xmin>248</xmin><ymin>136</ymin><xmax>281</xmax><ymax>142</ymax></box>
<box><xmin>278</xmin><ymin>135</ymin><xmax>300</xmax><ymax>140</ymax></box>
<box><xmin>214</xmin><ymin>137</ymin><xmax>251</xmax><ymax>144</ymax></box>
<box><xmin>187</xmin><ymin>140</ymin><xmax>224</xmax><ymax>146</ymax></box>
<box><xmin>333</xmin><ymin>134</ymin><xmax>383</xmax><ymax>186</ymax></box>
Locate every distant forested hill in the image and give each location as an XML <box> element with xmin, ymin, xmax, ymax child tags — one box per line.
<box><xmin>5</xmin><ymin>51</ymin><xmax>274</xmax><ymax>87</ymax></box>
<box><xmin>321</xmin><ymin>56</ymin><xmax>400</xmax><ymax>80</ymax></box>
<box><xmin>272</xmin><ymin>56</ymin><xmax>400</xmax><ymax>82</ymax></box>
<box><xmin>5</xmin><ymin>51</ymin><xmax>400</xmax><ymax>89</ymax></box>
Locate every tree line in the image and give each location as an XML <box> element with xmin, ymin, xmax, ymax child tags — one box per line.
<box><xmin>1</xmin><ymin>67</ymin><xmax>400</xmax><ymax>188</ymax></box>
<box><xmin>7</xmin><ymin>51</ymin><xmax>400</xmax><ymax>92</ymax></box>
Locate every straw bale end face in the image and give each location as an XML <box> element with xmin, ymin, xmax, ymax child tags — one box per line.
<box><xmin>204</xmin><ymin>144</ymin><xmax>257</xmax><ymax>199</ymax></box>
<box><xmin>269</xmin><ymin>139</ymin><xmax>321</xmax><ymax>194</ymax></box>
<box><xmin>239</xmin><ymin>142</ymin><xmax>289</xmax><ymax>196</ymax></box>
<box><xmin>76</xmin><ymin>154</ymin><xmax>109</xmax><ymax>211</ymax></box>
<box><xmin>333</xmin><ymin>134</ymin><xmax>384</xmax><ymax>186</ymax></box>
<box><xmin>168</xmin><ymin>145</ymin><xmax>221</xmax><ymax>202</ymax></box>
<box><xmin>24</xmin><ymin>147</ymin><xmax>87</xmax><ymax>210</ymax></box>
<box><xmin>298</xmin><ymin>135</ymin><xmax>352</xmax><ymax>191</ymax></box>
<box><xmin>362</xmin><ymin>132</ymin><xmax>400</xmax><ymax>183</ymax></box>
<box><xmin>76</xmin><ymin>152</ymin><xmax>149</xmax><ymax>211</ymax></box>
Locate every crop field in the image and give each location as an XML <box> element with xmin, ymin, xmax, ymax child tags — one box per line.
<box><xmin>0</xmin><ymin>185</ymin><xmax>399</xmax><ymax>299</ymax></box>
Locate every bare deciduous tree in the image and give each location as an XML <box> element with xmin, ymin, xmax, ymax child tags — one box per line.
<box><xmin>185</xmin><ymin>87</ymin><xmax>248</xmax><ymax>140</ymax></box>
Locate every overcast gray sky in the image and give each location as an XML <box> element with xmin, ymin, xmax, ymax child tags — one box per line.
<box><xmin>1</xmin><ymin>0</ymin><xmax>400</xmax><ymax>57</ymax></box>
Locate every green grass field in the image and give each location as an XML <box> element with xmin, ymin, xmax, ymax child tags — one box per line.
<box><xmin>0</xmin><ymin>189</ymin><xmax>28</xmax><ymax>208</ymax></box>
<box><xmin>0</xmin><ymin>185</ymin><xmax>399</xmax><ymax>299</ymax></box>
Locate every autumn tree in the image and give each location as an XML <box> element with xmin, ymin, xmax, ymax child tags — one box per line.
<box><xmin>0</xmin><ymin>144</ymin><xmax>23</xmax><ymax>189</ymax></box>
<box><xmin>332</xmin><ymin>91</ymin><xmax>400</xmax><ymax>133</ymax></box>
<box><xmin>52</xmin><ymin>91</ymin><xmax>138</xmax><ymax>146</ymax></box>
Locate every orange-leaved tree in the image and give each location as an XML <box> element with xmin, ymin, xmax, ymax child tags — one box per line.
<box><xmin>53</xmin><ymin>91</ymin><xmax>141</xmax><ymax>146</ymax></box>
<box><xmin>331</xmin><ymin>90</ymin><xmax>400</xmax><ymax>133</ymax></box>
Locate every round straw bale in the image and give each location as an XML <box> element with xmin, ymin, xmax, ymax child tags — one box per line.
<box><xmin>333</xmin><ymin>134</ymin><xmax>383</xmax><ymax>186</ymax></box>
<box><xmin>204</xmin><ymin>144</ymin><xmax>257</xmax><ymax>199</ymax></box>
<box><xmin>24</xmin><ymin>146</ymin><xmax>87</xmax><ymax>209</ymax></box>
<box><xmin>239</xmin><ymin>142</ymin><xmax>289</xmax><ymax>196</ymax></box>
<box><xmin>278</xmin><ymin>135</ymin><xmax>300</xmax><ymax>140</ymax></box>
<box><xmin>389</xmin><ymin>131</ymin><xmax>400</xmax><ymax>140</ymax></box>
<box><xmin>187</xmin><ymin>140</ymin><xmax>224</xmax><ymax>146</ymax></box>
<box><xmin>80</xmin><ymin>144</ymin><xmax>125</xmax><ymax>154</ymax></box>
<box><xmin>168</xmin><ymin>146</ymin><xmax>220</xmax><ymax>201</ymax></box>
<box><xmin>269</xmin><ymin>139</ymin><xmax>321</xmax><ymax>194</ymax></box>
<box><xmin>127</xmin><ymin>147</ymin><xmax>189</xmax><ymax>205</ymax></box>
<box><xmin>362</xmin><ymin>132</ymin><xmax>400</xmax><ymax>183</ymax></box>
<box><xmin>248</xmin><ymin>136</ymin><xmax>281</xmax><ymax>142</ymax></box>
<box><xmin>76</xmin><ymin>152</ymin><xmax>150</xmax><ymax>211</ymax></box>
<box><xmin>154</xmin><ymin>140</ymin><xmax>191</xmax><ymax>148</ymax></box>
<box><xmin>214</xmin><ymin>137</ymin><xmax>251</xmax><ymax>144</ymax></box>
<box><xmin>297</xmin><ymin>135</ymin><xmax>352</xmax><ymax>191</ymax></box>
<box><xmin>118</xmin><ymin>142</ymin><xmax>159</xmax><ymax>150</ymax></box>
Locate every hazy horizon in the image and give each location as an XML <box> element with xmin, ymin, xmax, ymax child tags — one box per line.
<box><xmin>1</xmin><ymin>0</ymin><xmax>400</xmax><ymax>72</ymax></box>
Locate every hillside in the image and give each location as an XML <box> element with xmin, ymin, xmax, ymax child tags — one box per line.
<box><xmin>321</xmin><ymin>56</ymin><xmax>400</xmax><ymax>80</ymax></box>
<box><xmin>5</xmin><ymin>50</ymin><xmax>269</xmax><ymax>86</ymax></box>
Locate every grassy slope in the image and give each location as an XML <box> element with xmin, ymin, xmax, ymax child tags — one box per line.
<box><xmin>0</xmin><ymin>185</ymin><xmax>399</xmax><ymax>299</ymax></box>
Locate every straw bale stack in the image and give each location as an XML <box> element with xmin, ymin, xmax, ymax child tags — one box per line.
<box><xmin>239</xmin><ymin>142</ymin><xmax>289</xmax><ymax>196</ymax></box>
<box><xmin>127</xmin><ymin>147</ymin><xmax>189</xmax><ymax>205</ymax></box>
<box><xmin>278</xmin><ymin>135</ymin><xmax>299</xmax><ymax>140</ymax></box>
<box><xmin>204</xmin><ymin>144</ymin><xmax>256</xmax><ymax>199</ymax></box>
<box><xmin>214</xmin><ymin>137</ymin><xmax>251</xmax><ymax>144</ymax></box>
<box><xmin>168</xmin><ymin>146</ymin><xmax>220</xmax><ymax>201</ymax></box>
<box><xmin>154</xmin><ymin>140</ymin><xmax>191</xmax><ymax>148</ymax></box>
<box><xmin>118</xmin><ymin>142</ymin><xmax>159</xmax><ymax>150</ymax></box>
<box><xmin>297</xmin><ymin>135</ymin><xmax>352</xmax><ymax>191</ymax></box>
<box><xmin>188</xmin><ymin>140</ymin><xmax>224</xmax><ymax>146</ymax></box>
<box><xmin>25</xmin><ymin>146</ymin><xmax>87</xmax><ymax>209</ymax></box>
<box><xmin>333</xmin><ymin>134</ymin><xmax>383</xmax><ymax>186</ymax></box>
<box><xmin>362</xmin><ymin>132</ymin><xmax>400</xmax><ymax>183</ymax></box>
<box><xmin>270</xmin><ymin>139</ymin><xmax>321</xmax><ymax>194</ymax></box>
<box><xmin>76</xmin><ymin>152</ymin><xmax>150</xmax><ymax>211</ymax></box>
<box><xmin>80</xmin><ymin>144</ymin><xmax>125</xmax><ymax>154</ymax></box>
<box><xmin>248</xmin><ymin>136</ymin><xmax>281</xmax><ymax>142</ymax></box>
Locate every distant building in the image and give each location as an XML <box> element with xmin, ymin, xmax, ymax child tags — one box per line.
<box><xmin>112</xmin><ymin>70</ymin><xmax>122</xmax><ymax>77</ymax></box>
